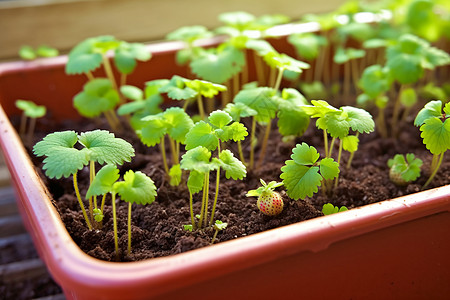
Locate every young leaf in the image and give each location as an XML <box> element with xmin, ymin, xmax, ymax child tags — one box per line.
<box><xmin>280</xmin><ymin>143</ymin><xmax>339</xmax><ymax>200</ymax></box>
<box><xmin>78</xmin><ymin>130</ymin><xmax>135</xmax><ymax>165</ymax></box>
<box><xmin>73</xmin><ymin>79</ymin><xmax>120</xmax><ymax>118</ymax></box>
<box><xmin>233</xmin><ymin>87</ymin><xmax>278</xmax><ymax>123</ymax></box>
<box><xmin>180</xmin><ymin>146</ymin><xmax>217</xmax><ymax>173</ymax></box>
<box><xmin>19</xmin><ymin>46</ymin><xmax>36</xmax><ymax>60</ymax></box>
<box><xmin>185</xmin><ymin>79</ymin><xmax>227</xmax><ymax>98</ymax></box>
<box><xmin>86</xmin><ymin>164</ymin><xmax>120</xmax><ymax>198</ymax></box>
<box><xmin>15</xmin><ymin>100</ymin><xmax>46</xmax><ymax>118</ymax></box>
<box><xmin>287</xmin><ymin>33</ymin><xmax>327</xmax><ymax>61</ymax></box>
<box><xmin>36</xmin><ymin>45</ymin><xmax>59</xmax><ymax>58</ymax></box>
<box><xmin>358</xmin><ymin>65</ymin><xmax>392</xmax><ymax>99</ymax></box>
<box><xmin>419</xmin><ymin>117</ymin><xmax>450</xmax><ymax>155</ymax></box>
<box><xmin>169</xmin><ymin>164</ymin><xmax>182</xmax><ymax>186</ymax></box>
<box><xmin>342</xmin><ymin>135</ymin><xmax>359</xmax><ymax>153</ymax></box>
<box><xmin>159</xmin><ymin>75</ymin><xmax>196</xmax><ymax>101</ymax></box>
<box><xmin>187</xmin><ymin>170</ymin><xmax>205</xmax><ymax>194</ymax></box>
<box><xmin>114</xmin><ymin>41</ymin><xmax>151</xmax><ymax>74</ymax></box>
<box><xmin>322</xmin><ymin>203</ymin><xmax>348</xmax><ymax>215</ymax></box>
<box><xmin>414</xmin><ymin>100</ymin><xmax>444</xmax><ymax>126</ymax></box>
<box><xmin>277</xmin><ymin>88</ymin><xmax>310</xmax><ymax>137</ymax></box>
<box><xmin>185</xmin><ymin>121</ymin><xmax>219</xmax><ymax>151</ymax></box>
<box><xmin>33</xmin><ymin>131</ymin><xmax>90</xmax><ymax>179</ymax></box>
<box><xmin>114</xmin><ymin>170</ymin><xmax>157</xmax><ymax>205</ymax></box>
<box><xmin>224</xmin><ymin>102</ymin><xmax>257</xmax><ymax>121</ymax></box>
<box><xmin>120</xmin><ymin>85</ymin><xmax>144</xmax><ymax>101</ymax></box>
<box><xmin>209</xmin><ymin>110</ymin><xmax>233</xmax><ymax>129</ymax></box>
<box><xmin>190</xmin><ymin>45</ymin><xmax>245</xmax><ymax>83</ymax></box>
<box><xmin>263</xmin><ymin>52</ymin><xmax>310</xmax><ymax>73</ymax></box>
<box><xmin>166</xmin><ymin>25</ymin><xmax>212</xmax><ymax>43</ymax></box>
<box><xmin>388</xmin><ymin>153</ymin><xmax>423</xmax><ymax>183</ymax></box>
<box><xmin>213</xmin><ymin>150</ymin><xmax>246</xmax><ymax>180</ymax></box>
<box><xmin>218</xmin><ymin>11</ymin><xmax>256</xmax><ymax>31</ymax></box>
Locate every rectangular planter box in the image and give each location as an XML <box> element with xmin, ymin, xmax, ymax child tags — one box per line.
<box><xmin>0</xmin><ymin>35</ymin><xmax>449</xmax><ymax>299</ymax></box>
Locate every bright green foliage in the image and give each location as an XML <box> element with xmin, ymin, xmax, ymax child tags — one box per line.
<box><xmin>399</xmin><ymin>87</ymin><xmax>417</xmax><ymax>108</ymax></box>
<box><xmin>213</xmin><ymin>150</ymin><xmax>246</xmax><ymax>180</ymax></box>
<box><xmin>19</xmin><ymin>46</ymin><xmax>36</xmax><ymax>60</ymax></box>
<box><xmin>33</xmin><ymin>131</ymin><xmax>89</xmax><ymax>179</ymax></box>
<box><xmin>287</xmin><ymin>33</ymin><xmax>328</xmax><ymax>61</ymax></box>
<box><xmin>334</xmin><ymin>47</ymin><xmax>365</xmax><ymax>64</ymax></box>
<box><xmin>263</xmin><ymin>51</ymin><xmax>310</xmax><ymax>73</ymax></box>
<box><xmin>139</xmin><ymin>107</ymin><xmax>193</xmax><ymax>146</ymax></box>
<box><xmin>15</xmin><ymin>100</ymin><xmax>46</xmax><ymax>118</ymax></box>
<box><xmin>224</xmin><ymin>102</ymin><xmax>257</xmax><ymax>121</ymax></box>
<box><xmin>120</xmin><ymin>85</ymin><xmax>144</xmax><ymax>101</ymax></box>
<box><xmin>338</xmin><ymin>22</ymin><xmax>375</xmax><ymax>43</ymax></box>
<box><xmin>299</xmin><ymin>81</ymin><xmax>328</xmax><ymax>100</ymax></box>
<box><xmin>420</xmin><ymin>83</ymin><xmax>448</xmax><ymax>101</ymax></box>
<box><xmin>86</xmin><ymin>164</ymin><xmax>120</xmax><ymax>198</ymax></box>
<box><xmin>246</xmin><ymin>39</ymin><xmax>276</xmax><ymax>57</ymax></box>
<box><xmin>66</xmin><ymin>35</ymin><xmax>119</xmax><ymax>74</ymax></box>
<box><xmin>322</xmin><ymin>203</ymin><xmax>348</xmax><ymax>215</ymax></box>
<box><xmin>406</xmin><ymin>0</ymin><xmax>442</xmax><ymax>42</ymax></box>
<box><xmin>276</xmin><ymin>88</ymin><xmax>310</xmax><ymax>137</ymax></box>
<box><xmin>159</xmin><ymin>75</ymin><xmax>196</xmax><ymax>100</ymax></box>
<box><xmin>358</xmin><ymin>65</ymin><xmax>392</xmax><ymax>99</ymax></box>
<box><xmin>233</xmin><ymin>87</ymin><xmax>278</xmax><ymax>123</ymax></box>
<box><xmin>213</xmin><ymin>220</ymin><xmax>228</xmax><ymax>231</ymax></box>
<box><xmin>190</xmin><ymin>45</ymin><xmax>246</xmax><ymax>83</ymax></box>
<box><xmin>302</xmin><ymin>100</ymin><xmax>375</xmax><ymax>139</ymax></box>
<box><xmin>114</xmin><ymin>41</ymin><xmax>151</xmax><ymax>74</ymax></box>
<box><xmin>246</xmin><ymin>179</ymin><xmax>283</xmax><ymax>197</ymax></box>
<box><xmin>186</xmin><ymin>170</ymin><xmax>206</xmax><ymax>194</ymax></box>
<box><xmin>280</xmin><ymin>143</ymin><xmax>339</xmax><ymax>200</ymax></box>
<box><xmin>169</xmin><ymin>164</ymin><xmax>182</xmax><ymax>186</ymax></box>
<box><xmin>185</xmin><ymin>110</ymin><xmax>248</xmax><ymax>151</ymax></box>
<box><xmin>414</xmin><ymin>100</ymin><xmax>450</xmax><ymax>155</ymax></box>
<box><xmin>73</xmin><ymin>79</ymin><xmax>120</xmax><ymax>118</ymax></box>
<box><xmin>388</xmin><ymin>153</ymin><xmax>423</xmax><ymax>183</ymax></box>
<box><xmin>180</xmin><ymin>146</ymin><xmax>217</xmax><ymax>175</ymax></box>
<box><xmin>167</xmin><ymin>25</ymin><xmax>212</xmax><ymax>43</ymax></box>
<box><xmin>19</xmin><ymin>45</ymin><xmax>59</xmax><ymax>60</ymax></box>
<box><xmin>185</xmin><ymin>79</ymin><xmax>227</xmax><ymax>98</ymax></box>
<box><xmin>115</xmin><ymin>170</ymin><xmax>157</xmax><ymax>205</ymax></box>
<box><xmin>342</xmin><ymin>135</ymin><xmax>359</xmax><ymax>153</ymax></box>
<box><xmin>386</xmin><ymin>34</ymin><xmax>450</xmax><ymax>84</ymax></box>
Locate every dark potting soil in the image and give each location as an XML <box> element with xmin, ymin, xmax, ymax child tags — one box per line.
<box><xmin>29</xmin><ymin>110</ymin><xmax>450</xmax><ymax>262</ymax></box>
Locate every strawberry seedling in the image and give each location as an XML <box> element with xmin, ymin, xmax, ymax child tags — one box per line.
<box><xmin>387</xmin><ymin>154</ymin><xmax>423</xmax><ymax>186</ymax></box>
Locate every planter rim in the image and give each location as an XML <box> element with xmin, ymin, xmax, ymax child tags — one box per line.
<box><xmin>1</xmin><ymin>102</ymin><xmax>449</xmax><ymax>296</ymax></box>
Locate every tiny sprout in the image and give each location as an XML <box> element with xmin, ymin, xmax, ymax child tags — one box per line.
<box><xmin>211</xmin><ymin>220</ymin><xmax>228</xmax><ymax>245</ymax></box>
<box><xmin>15</xmin><ymin>99</ymin><xmax>46</xmax><ymax>146</ymax></box>
<box><xmin>93</xmin><ymin>208</ymin><xmax>104</xmax><ymax>222</ymax></box>
<box><xmin>387</xmin><ymin>154</ymin><xmax>423</xmax><ymax>186</ymax></box>
<box><xmin>322</xmin><ymin>203</ymin><xmax>348</xmax><ymax>215</ymax></box>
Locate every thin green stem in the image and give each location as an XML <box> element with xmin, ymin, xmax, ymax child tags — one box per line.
<box><xmin>197</xmin><ymin>94</ymin><xmax>205</xmax><ymax>119</ymax></box>
<box><xmin>90</xmin><ymin>160</ymin><xmax>97</xmax><ymax>210</ymax></box>
<box><xmin>73</xmin><ymin>171</ymin><xmax>92</xmax><ymax>230</ymax></box>
<box><xmin>189</xmin><ymin>192</ymin><xmax>196</xmax><ymax>230</ymax></box>
<box><xmin>233</xmin><ymin>72</ymin><xmax>240</xmax><ymax>99</ymax></box>
<box><xmin>237</xmin><ymin>140</ymin><xmax>246</xmax><ymax>166</ymax></box>
<box><xmin>391</xmin><ymin>84</ymin><xmax>406</xmax><ymax>137</ymax></box>
<box><xmin>323</xmin><ymin>130</ymin><xmax>329</xmax><ymax>158</ymax></box>
<box><xmin>423</xmin><ymin>153</ymin><xmax>444</xmax><ymax>189</ymax></box>
<box><xmin>376</xmin><ymin>106</ymin><xmax>388</xmax><ymax>138</ymax></box>
<box><xmin>210</xmin><ymin>229</ymin><xmax>219</xmax><ymax>245</ymax></box>
<box><xmin>19</xmin><ymin>113</ymin><xmax>27</xmax><ymax>139</ymax></box>
<box><xmin>210</xmin><ymin>143</ymin><xmax>221</xmax><ymax>226</ymax></box>
<box><xmin>86</xmin><ymin>71</ymin><xmax>95</xmax><ymax>81</ymax></box>
<box><xmin>102</xmin><ymin>56</ymin><xmax>122</xmax><ymax>104</ymax></box>
<box><xmin>168</xmin><ymin>137</ymin><xmax>179</xmax><ymax>165</ymax></box>
<box><xmin>253</xmin><ymin>52</ymin><xmax>266</xmax><ymax>86</ymax></box>
<box><xmin>159</xmin><ymin>137</ymin><xmax>170</xmax><ymax>175</ymax></box>
<box><xmin>274</xmin><ymin>68</ymin><xmax>284</xmax><ymax>91</ymax></box>
<box><xmin>127</xmin><ymin>202</ymin><xmax>132</xmax><ymax>256</ymax></box>
<box><xmin>334</xmin><ymin>139</ymin><xmax>343</xmax><ymax>190</ymax></box>
<box><xmin>346</xmin><ymin>132</ymin><xmax>359</xmax><ymax>169</ymax></box>
<box><xmin>328</xmin><ymin>137</ymin><xmax>336</xmax><ymax>158</ymax></box>
<box><xmin>249</xmin><ymin>117</ymin><xmax>256</xmax><ymax>169</ymax></box>
<box><xmin>111</xmin><ymin>193</ymin><xmax>119</xmax><ymax>260</ymax></box>
<box><xmin>100</xmin><ymin>194</ymin><xmax>107</xmax><ymax>213</ymax></box>
<box><xmin>203</xmin><ymin>172</ymin><xmax>210</xmax><ymax>228</ymax></box>
<box><xmin>26</xmin><ymin>117</ymin><xmax>36</xmax><ymax>147</ymax></box>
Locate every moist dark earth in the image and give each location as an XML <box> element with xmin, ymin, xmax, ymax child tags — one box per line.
<box><xmin>28</xmin><ymin>107</ymin><xmax>450</xmax><ymax>262</ymax></box>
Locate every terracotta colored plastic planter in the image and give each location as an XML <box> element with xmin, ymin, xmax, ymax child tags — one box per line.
<box><xmin>1</xmin><ymin>37</ymin><xmax>450</xmax><ymax>300</ymax></box>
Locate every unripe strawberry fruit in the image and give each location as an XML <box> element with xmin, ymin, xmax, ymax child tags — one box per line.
<box><xmin>389</xmin><ymin>168</ymin><xmax>408</xmax><ymax>186</ymax></box>
<box><xmin>257</xmin><ymin>191</ymin><xmax>284</xmax><ymax>216</ymax></box>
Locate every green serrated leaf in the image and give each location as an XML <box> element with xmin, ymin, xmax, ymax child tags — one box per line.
<box><xmin>224</xmin><ymin>103</ymin><xmax>257</xmax><ymax>121</ymax></box>
<box><xmin>180</xmin><ymin>146</ymin><xmax>217</xmax><ymax>173</ymax></box>
<box><xmin>33</xmin><ymin>131</ymin><xmax>90</xmax><ymax>179</ymax></box>
<box><xmin>164</xmin><ymin>107</ymin><xmax>194</xmax><ymax>144</ymax></box>
<box><xmin>114</xmin><ymin>42</ymin><xmax>151</xmax><ymax>74</ymax></box>
<box><xmin>342</xmin><ymin>135</ymin><xmax>359</xmax><ymax>153</ymax></box>
<box><xmin>166</xmin><ymin>25</ymin><xmax>212</xmax><ymax>43</ymax></box>
<box><xmin>419</xmin><ymin>117</ymin><xmax>450</xmax><ymax>155</ymax></box>
<box><xmin>185</xmin><ymin>80</ymin><xmax>227</xmax><ymax>98</ymax></box>
<box><xmin>414</xmin><ymin>100</ymin><xmax>443</xmax><ymax>126</ymax></box>
<box><xmin>277</xmin><ymin>107</ymin><xmax>309</xmax><ymax>137</ymax></box>
<box><xmin>73</xmin><ymin>79</ymin><xmax>120</xmax><ymax>118</ymax></box>
<box><xmin>209</xmin><ymin>110</ymin><xmax>232</xmax><ymax>129</ymax></box>
<box><xmin>341</xmin><ymin>106</ymin><xmax>375</xmax><ymax>134</ymax></box>
<box><xmin>290</xmin><ymin>143</ymin><xmax>320</xmax><ymax>166</ymax></box>
<box><xmin>233</xmin><ymin>87</ymin><xmax>278</xmax><ymax>123</ymax></box>
<box><xmin>159</xmin><ymin>75</ymin><xmax>197</xmax><ymax>101</ymax></box>
<box><xmin>138</xmin><ymin>114</ymin><xmax>167</xmax><ymax>146</ymax></box>
<box><xmin>187</xmin><ymin>170</ymin><xmax>205</xmax><ymax>194</ymax></box>
<box><xmin>287</xmin><ymin>33</ymin><xmax>327</xmax><ymax>61</ymax></box>
<box><xmin>280</xmin><ymin>161</ymin><xmax>322</xmax><ymax>200</ymax></box>
<box><xmin>190</xmin><ymin>45</ymin><xmax>245</xmax><ymax>83</ymax></box>
<box><xmin>185</xmin><ymin>121</ymin><xmax>218</xmax><ymax>151</ymax></box>
<box><xmin>114</xmin><ymin>170</ymin><xmax>156</xmax><ymax>205</ymax></box>
<box><xmin>358</xmin><ymin>65</ymin><xmax>392</xmax><ymax>98</ymax></box>
<box><xmin>86</xmin><ymin>164</ymin><xmax>120</xmax><ymax>198</ymax></box>
<box><xmin>319</xmin><ymin>157</ymin><xmax>340</xmax><ymax>180</ymax></box>
<box><xmin>215</xmin><ymin>150</ymin><xmax>246</xmax><ymax>180</ymax></box>
<box><xmin>78</xmin><ymin>130</ymin><xmax>135</xmax><ymax>165</ymax></box>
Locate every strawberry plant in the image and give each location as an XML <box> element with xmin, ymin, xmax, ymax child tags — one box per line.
<box><xmin>33</xmin><ymin>130</ymin><xmax>135</xmax><ymax>230</ymax></box>
<box><xmin>387</xmin><ymin>153</ymin><xmax>423</xmax><ymax>186</ymax></box>
<box><xmin>322</xmin><ymin>203</ymin><xmax>348</xmax><ymax>215</ymax></box>
<box><xmin>86</xmin><ymin>164</ymin><xmax>156</xmax><ymax>259</ymax></box>
<box><xmin>414</xmin><ymin>100</ymin><xmax>450</xmax><ymax>188</ymax></box>
<box><xmin>15</xmin><ymin>100</ymin><xmax>46</xmax><ymax>146</ymax></box>
<box><xmin>210</xmin><ymin>220</ymin><xmax>228</xmax><ymax>244</ymax></box>
<box><xmin>246</xmin><ymin>179</ymin><xmax>284</xmax><ymax>216</ymax></box>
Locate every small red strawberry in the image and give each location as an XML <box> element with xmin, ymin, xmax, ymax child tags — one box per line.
<box><xmin>246</xmin><ymin>179</ymin><xmax>284</xmax><ymax>216</ymax></box>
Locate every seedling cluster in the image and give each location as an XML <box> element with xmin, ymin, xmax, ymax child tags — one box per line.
<box><xmin>29</xmin><ymin>0</ymin><xmax>450</xmax><ymax>259</ymax></box>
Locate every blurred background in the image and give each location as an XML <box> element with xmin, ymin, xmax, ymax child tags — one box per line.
<box><xmin>0</xmin><ymin>0</ymin><xmax>348</xmax><ymax>61</ymax></box>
